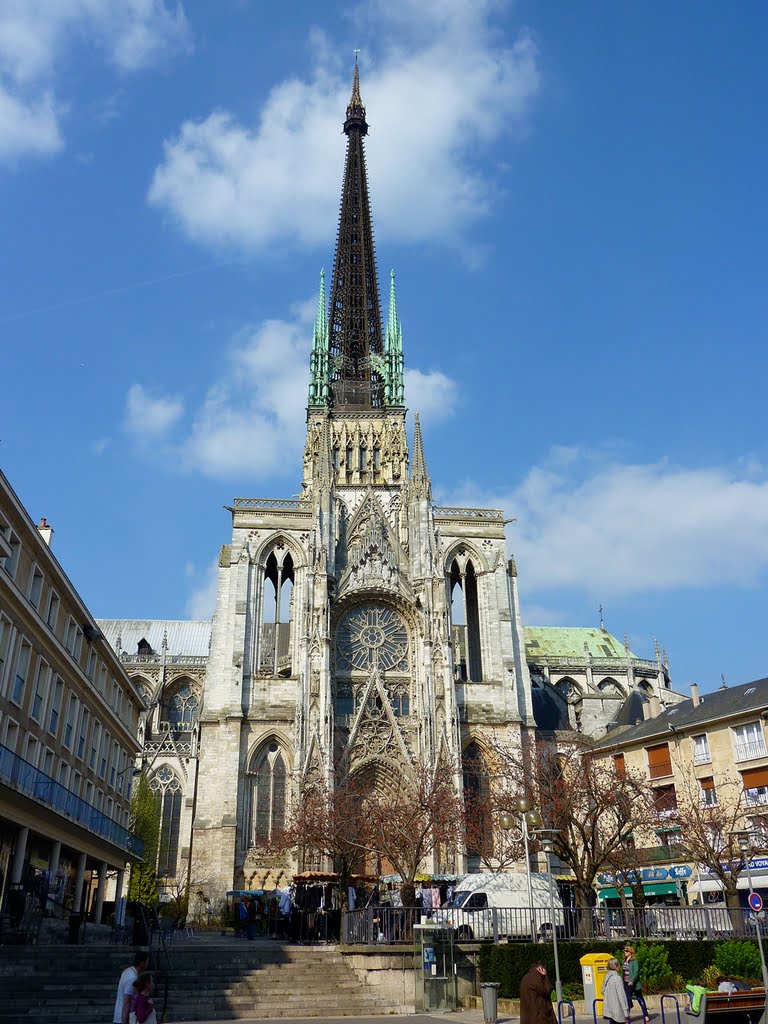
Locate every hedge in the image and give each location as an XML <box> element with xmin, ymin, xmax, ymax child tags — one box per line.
<box><xmin>478</xmin><ymin>940</ymin><xmax>760</xmax><ymax>1000</ymax></box>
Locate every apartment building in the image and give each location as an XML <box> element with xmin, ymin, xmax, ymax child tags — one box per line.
<box><xmin>0</xmin><ymin>469</ymin><xmax>145</xmax><ymax>923</ymax></box>
<box><xmin>592</xmin><ymin>677</ymin><xmax>768</xmax><ymax>903</ymax></box>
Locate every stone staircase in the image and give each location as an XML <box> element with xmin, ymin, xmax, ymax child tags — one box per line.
<box><xmin>0</xmin><ymin>938</ymin><xmax>402</xmax><ymax>1022</ymax></box>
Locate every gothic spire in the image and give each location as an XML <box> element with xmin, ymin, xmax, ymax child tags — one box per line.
<box><xmin>411</xmin><ymin>413</ymin><xmax>431</xmax><ymax>497</ymax></box>
<box><xmin>385</xmin><ymin>269</ymin><xmax>404</xmax><ymax>406</ymax></box>
<box><xmin>327</xmin><ymin>60</ymin><xmax>385</xmax><ymax>408</ymax></box>
<box><xmin>308</xmin><ymin>268</ymin><xmax>329</xmax><ymax>406</ymax></box>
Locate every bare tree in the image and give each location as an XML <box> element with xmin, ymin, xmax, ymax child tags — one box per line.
<box><xmin>666</xmin><ymin>769</ymin><xmax>750</xmax><ymax>930</ymax></box>
<box><xmin>508</xmin><ymin>737</ymin><xmax>655</xmax><ymax>927</ymax></box>
<box><xmin>462</xmin><ymin>744</ymin><xmax>526</xmax><ymax>871</ymax></box>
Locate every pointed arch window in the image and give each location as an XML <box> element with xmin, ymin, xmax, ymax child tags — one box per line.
<box><xmin>462</xmin><ymin>742</ymin><xmax>491</xmax><ymax>861</ymax></box>
<box><xmin>149</xmin><ymin>766</ymin><xmax>182</xmax><ymax>878</ymax></box>
<box><xmin>449</xmin><ymin>557</ymin><xmax>483</xmax><ymax>682</ymax></box>
<box><xmin>247</xmin><ymin>741</ymin><xmax>287</xmax><ymax>847</ymax></box>
<box><xmin>260</xmin><ymin>549</ymin><xmax>295</xmax><ymax>676</ymax></box>
<box><xmin>162</xmin><ymin>680</ymin><xmax>200</xmax><ymax>735</ymax></box>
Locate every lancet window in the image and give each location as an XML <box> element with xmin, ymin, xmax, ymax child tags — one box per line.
<box><xmin>462</xmin><ymin>742</ymin><xmax>491</xmax><ymax>862</ymax></box>
<box><xmin>259</xmin><ymin>548</ymin><xmax>294</xmax><ymax>676</ymax></box>
<box><xmin>149</xmin><ymin>765</ymin><xmax>183</xmax><ymax>878</ymax></box>
<box><xmin>449</xmin><ymin>557</ymin><xmax>483</xmax><ymax>682</ymax></box>
<box><xmin>246</xmin><ymin>740</ymin><xmax>287</xmax><ymax>847</ymax></box>
<box><xmin>161</xmin><ymin>679</ymin><xmax>200</xmax><ymax>735</ymax></box>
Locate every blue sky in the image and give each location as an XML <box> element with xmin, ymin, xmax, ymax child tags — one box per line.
<box><xmin>2</xmin><ymin>1</ymin><xmax>767</xmax><ymax>694</ymax></box>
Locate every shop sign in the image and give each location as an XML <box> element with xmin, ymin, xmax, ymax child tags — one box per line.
<box><xmin>668</xmin><ymin>865</ymin><xmax>692</xmax><ymax>879</ymax></box>
<box><xmin>641</xmin><ymin>868</ymin><xmax>669</xmax><ymax>881</ymax></box>
<box><xmin>701</xmin><ymin>858</ymin><xmax>768</xmax><ymax>875</ymax></box>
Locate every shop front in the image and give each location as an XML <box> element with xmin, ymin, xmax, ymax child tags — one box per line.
<box><xmin>596</xmin><ymin>864</ymin><xmax>693</xmax><ymax>906</ymax></box>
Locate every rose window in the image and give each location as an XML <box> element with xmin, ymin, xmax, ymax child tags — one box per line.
<box><xmin>336</xmin><ymin>605</ymin><xmax>409</xmax><ymax>672</ymax></box>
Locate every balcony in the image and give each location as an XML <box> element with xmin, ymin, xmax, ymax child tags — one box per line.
<box><xmin>744</xmin><ymin>788</ymin><xmax>768</xmax><ymax>808</ymax></box>
<box><xmin>693</xmin><ymin>750</ymin><xmax>712</xmax><ymax>766</ymax></box>
<box><xmin>735</xmin><ymin>741</ymin><xmax>768</xmax><ymax>763</ymax></box>
<box><xmin>0</xmin><ymin>744</ymin><xmax>143</xmax><ymax>857</ymax></box>
<box><xmin>633</xmin><ymin>844</ymin><xmax>685</xmax><ymax>864</ymax></box>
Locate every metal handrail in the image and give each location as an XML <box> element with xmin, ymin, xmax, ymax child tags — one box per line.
<box><xmin>558</xmin><ymin>999</ymin><xmax>576</xmax><ymax>1024</ymax></box>
<box><xmin>661</xmin><ymin>994</ymin><xmax>682</xmax><ymax>1024</ymax></box>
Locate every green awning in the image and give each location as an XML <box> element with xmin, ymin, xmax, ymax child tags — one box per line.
<box><xmin>597</xmin><ymin>882</ymin><xmax>678</xmax><ymax>901</ymax></box>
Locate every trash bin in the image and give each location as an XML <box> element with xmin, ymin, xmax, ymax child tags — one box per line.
<box><xmin>68</xmin><ymin>913</ymin><xmax>82</xmax><ymax>945</ymax></box>
<box><xmin>481</xmin><ymin>982</ymin><xmax>500</xmax><ymax>1024</ymax></box>
<box><xmin>580</xmin><ymin>953</ymin><xmax>613</xmax><ymax>1014</ymax></box>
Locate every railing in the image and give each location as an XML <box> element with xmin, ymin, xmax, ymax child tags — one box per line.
<box><xmin>0</xmin><ymin>745</ymin><xmax>144</xmax><ymax>857</ymax></box>
<box><xmin>233</xmin><ymin>498</ymin><xmax>310</xmax><ymax>510</ymax></box>
<box><xmin>632</xmin><ymin>844</ymin><xmax>686</xmax><ymax>863</ymax></box>
<box><xmin>735</xmin><ymin>741</ymin><xmax>768</xmax><ymax>762</ymax></box>
<box><xmin>744</xmin><ymin>789</ymin><xmax>768</xmax><ymax>807</ymax></box>
<box><xmin>433</xmin><ymin>507</ymin><xmax>504</xmax><ymax>521</ymax></box>
<box><xmin>119</xmin><ymin>653</ymin><xmax>208</xmax><ymax>665</ymax></box>
<box><xmin>528</xmin><ymin>656</ymin><xmax>659</xmax><ymax>672</ymax></box>
<box><xmin>693</xmin><ymin>750</ymin><xmax>712</xmax><ymax>765</ymax></box>
<box><xmin>342</xmin><ymin>904</ymin><xmax>755</xmax><ymax>945</ymax></box>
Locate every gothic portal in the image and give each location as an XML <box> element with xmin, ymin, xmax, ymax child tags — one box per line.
<box><xmin>191</xmin><ymin>65</ymin><xmax>534</xmax><ymax>895</ymax></box>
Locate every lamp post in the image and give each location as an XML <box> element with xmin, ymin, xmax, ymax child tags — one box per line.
<box><xmin>500</xmin><ymin>796</ymin><xmax>542</xmax><ymax>941</ymax></box>
<box><xmin>731</xmin><ymin>831</ymin><xmax>768</xmax><ymax>992</ymax></box>
<box><xmin>536</xmin><ymin>828</ymin><xmax>563</xmax><ymax>1004</ymax></box>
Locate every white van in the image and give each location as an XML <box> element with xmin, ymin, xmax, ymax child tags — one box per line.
<box><xmin>432</xmin><ymin>872</ymin><xmax>565</xmax><ymax>941</ymax></box>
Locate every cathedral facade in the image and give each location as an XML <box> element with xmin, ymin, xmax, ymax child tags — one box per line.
<box><xmin>98</xmin><ymin>67</ymin><xmax>685</xmax><ymax>901</ymax></box>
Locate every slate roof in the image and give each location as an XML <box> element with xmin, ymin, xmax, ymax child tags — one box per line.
<box><xmin>97</xmin><ymin>619</ymin><xmax>211</xmax><ymax>658</ymax></box>
<box><xmin>525</xmin><ymin>626</ymin><xmax>638</xmax><ymax>661</ymax></box>
<box><xmin>592</xmin><ymin>675</ymin><xmax>768</xmax><ymax>751</ymax></box>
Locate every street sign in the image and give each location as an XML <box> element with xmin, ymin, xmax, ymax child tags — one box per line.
<box><xmin>749</xmin><ymin>892</ymin><xmax>763</xmax><ymax>913</ymax></box>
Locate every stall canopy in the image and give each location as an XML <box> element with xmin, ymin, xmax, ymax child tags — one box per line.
<box><xmin>598</xmin><ymin>882</ymin><xmax>678</xmax><ymax>900</ymax></box>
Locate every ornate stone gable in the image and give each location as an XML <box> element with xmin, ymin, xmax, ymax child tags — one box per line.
<box><xmin>336</xmin><ymin>489</ymin><xmax>412</xmax><ymax>599</ymax></box>
<box><xmin>345</xmin><ymin>666</ymin><xmax>412</xmax><ymax>770</ymax></box>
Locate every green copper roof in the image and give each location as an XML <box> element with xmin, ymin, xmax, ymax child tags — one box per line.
<box><xmin>524</xmin><ymin>626</ymin><xmax>637</xmax><ymax>661</ymax></box>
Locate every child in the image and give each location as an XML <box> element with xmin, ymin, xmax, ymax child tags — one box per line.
<box><xmin>129</xmin><ymin>972</ymin><xmax>158</xmax><ymax>1024</ymax></box>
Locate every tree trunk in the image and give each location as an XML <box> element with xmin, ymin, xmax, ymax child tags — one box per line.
<box><xmin>724</xmin><ymin>882</ymin><xmax>745</xmax><ymax>935</ymax></box>
<box><xmin>576</xmin><ymin>884</ymin><xmax>596</xmax><ymax>938</ymax></box>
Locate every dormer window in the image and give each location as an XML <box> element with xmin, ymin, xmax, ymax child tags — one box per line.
<box><xmin>137</xmin><ymin>638</ymin><xmax>153</xmax><ymax>657</ymax></box>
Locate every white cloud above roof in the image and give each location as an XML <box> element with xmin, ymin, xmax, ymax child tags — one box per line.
<box><xmin>148</xmin><ymin>6</ymin><xmax>539</xmax><ymax>250</ymax></box>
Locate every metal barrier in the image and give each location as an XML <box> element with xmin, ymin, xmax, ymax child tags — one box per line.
<box><xmin>593</xmin><ymin>998</ymin><xmax>602</xmax><ymax>1024</ymax></box>
<box><xmin>661</xmin><ymin>994</ymin><xmax>682</xmax><ymax>1024</ymax></box>
<box><xmin>342</xmin><ymin>904</ymin><xmax>753</xmax><ymax>945</ymax></box>
<box><xmin>558</xmin><ymin>999</ymin><xmax>576</xmax><ymax>1024</ymax></box>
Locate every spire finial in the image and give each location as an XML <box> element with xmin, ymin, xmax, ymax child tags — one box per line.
<box><xmin>599</xmin><ymin>603</ymin><xmax>604</xmax><ymax>629</ymax></box>
<box><xmin>309</xmin><ymin>268</ymin><xmax>330</xmax><ymax>406</ymax></box>
<box><xmin>344</xmin><ymin>55</ymin><xmax>368</xmax><ymax>136</ymax></box>
<box><xmin>384</xmin><ymin>268</ymin><xmax>404</xmax><ymax>406</ymax></box>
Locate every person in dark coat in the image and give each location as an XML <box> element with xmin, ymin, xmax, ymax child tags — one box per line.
<box><xmin>520</xmin><ymin>962</ymin><xmax>556</xmax><ymax>1024</ymax></box>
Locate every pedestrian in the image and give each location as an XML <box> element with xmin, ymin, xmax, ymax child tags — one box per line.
<box><xmin>623</xmin><ymin>945</ymin><xmax>650</xmax><ymax>1023</ymax></box>
<box><xmin>519</xmin><ymin>961</ymin><xmax>556</xmax><ymax>1024</ymax></box>
<box><xmin>602</xmin><ymin>958</ymin><xmax>630</xmax><ymax>1024</ymax></box>
<box><xmin>246</xmin><ymin>895</ymin><xmax>257</xmax><ymax>940</ymax></box>
<box><xmin>129</xmin><ymin>971</ymin><xmax>160</xmax><ymax>1024</ymax></box>
<box><xmin>113</xmin><ymin>950</ymin><xmax>149</xmax><ymax>1024</ymax></box>
<box><xmin>717</xmin><ymin>976</ymin><xmax>738</xmax><ymax>994</ymax></box>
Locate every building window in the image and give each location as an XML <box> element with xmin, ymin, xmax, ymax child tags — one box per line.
<box><xmin>11</xmin><ymin>639</ymin><xmax>32</xmax><ymax>706</ymax></box>
<box><xmin>48</xmin><ymin>677</ymin><xmax>64</xmax><ymax>736</ymax></box>
<box><xmin>77</xmin><ymin>708</ymin><xmax>90</xmax><ymax>761</ymax></box>
<box><xmin>259</xmin><ymin>549</ymin><xmax>295</xmax><ymax>676</ymax></box>
<box><xmin>149</xmin><ymin>766</ymin><xmax>182</xmax><ymax>878</ymax></box>
<box><xmin>692</xmin><ymin>733</ymin><xmax>711</xmax><ymax>765</ymax></box>
<box><xmin>733</xmin><ymin>723</ymin><xmax>767</xmax><ymax>762</ymax></box>
<box><xmin>28</xmin><ymin>567</ymin><xmax>43</xmax><ymax>609</ymax></box>
<box><xmin>164</xmin><ymin>682</ymin><xmax>200</xmax><ymax>734</ymax></box>
<box><xmin>0</xmin><ymin>529</ymin><xmax>21</xmax><ymax>578</ymax></box>
<box><xmin>646</xmin><ymin>742</ymin><xmax>673</xmax><ymax>779</ymax></box>
<box><xmin>247</xmin><ymin>741</ymin><xmax>287</xmax><ymax>847</ymax></box>
<box><xmin>99</xmin><ymin>731</ymin><xmax>109</xmax><ymax>778</ymax></box>
<box><xmin>653</xmin><ymin>784</ymin><xmax>678</xmax><ymax>817</ymax></box>
<box><xmin>31</xmin><ymin>659</ymin><xmax>49</xmax><ymax>722</ymax></box>
<box><xmin>0</xmin><ymin>615</ymin><xmax>11</xmax><ymax>682</ymax></box>
<box><xmin>63</xmin><ymin>694</ymin><xmax>78</xmax><ymax>749</ymax></box>
<box><xmin>742</xmin><ymin>766</ymin><xmax>768</xmax><ymax>807</ymax></box>
<box><xmin>46</xmin><ymin>591</ymin><xmax>60</xmax><ymax>631</ymax></box>
<box><xmin>614</xmin><ymin>753</ymin><xmax>626</xmax><ymax>778</ymax></box>
<box><xmin>89</xmin><ymin>723</ymin><xmax>101</xmax><ymax>771</ymax></box>
<box><xmin>449</xmin><ymin>556</ymin><xmax>483</xmax><ymax>682</ymax></box>
<box><xmin>699</xmin><ymin>776</ymin><xmax>718</xmax><ymax>807</ymax></box>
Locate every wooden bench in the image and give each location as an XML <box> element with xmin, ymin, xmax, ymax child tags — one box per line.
<box><xmin>686</xmin><ymin>990</ymin><xmax>767</xmax><ymax>1024</ymax></box>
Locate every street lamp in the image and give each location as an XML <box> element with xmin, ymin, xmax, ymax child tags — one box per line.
<box><xmin>500</xmin><ymin>795</ymin><xmax>542</xmax><ymax>942</ymax></box>
<box><xmin>730</xmin><ymin>831</ymin><xmax>768</xmax><ymax>992</ymax></box>
<box><xmin>535</xmin><ymin>828</ymin><xmax>563</xmax><ymax>1005</ymax></box>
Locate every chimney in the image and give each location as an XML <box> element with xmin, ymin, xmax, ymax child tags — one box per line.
<box><xmin>691</xmin><ymin>682</ymin><xmax>700</xmax><ymax>707</ymax></box>
<box><xmin>642</xmin><ymin>699</ymin><xmax>653</xmax><ymax>721</ymax></box>
<box><xmin>37</xmin><ymin>518</ymin><xmax>54</xmax><ymax>547</ymax></box>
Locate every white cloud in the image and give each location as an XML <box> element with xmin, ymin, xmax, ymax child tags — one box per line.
<box><xmin>404</xmin><ymin>368</ymin><xmax>458</xmax><ymax>423</ymax></box>
<box><xmin>148</xmin><ymin>6</ymin><xmax>539</xmax><ymax>250</ymax></box>
<box><xmin>123</xmin><ymin>298</ymin><xmax>459</xmax><ymax>481</ymax></box>
<box><xmin>0</xmin><ymin>0</ymin><xmax>191</xmax><ymax>162</ymax></box>
<box><xmin>124</xmin><ymin>383</ymin><xmax>184</xmax><ymax>440</ymax></box>
<box><xmin>449</xmin><ymin>451</ymin><xmax>768</xmax><ymax>596</ymax></box>
<box><xmin>185</xmin><ymin>560</ymin><xmax>218</xmax><ymax>619</ymax></box>
<box><xmin>0</xmin><ymin>86</ymin><xmax>61</xmax><ymax>160</ymax></box>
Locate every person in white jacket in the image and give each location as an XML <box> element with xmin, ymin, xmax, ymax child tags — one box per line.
<box><xmin>602</xmin><ymin>959</ymin><xmax>631</xmax><ymax>1024</ymax></box>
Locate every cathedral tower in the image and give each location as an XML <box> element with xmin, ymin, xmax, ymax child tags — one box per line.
<box><xmin>192</xmin><ymin>65</ymin><xmax>533</xmax><ymax>897</ymax></box>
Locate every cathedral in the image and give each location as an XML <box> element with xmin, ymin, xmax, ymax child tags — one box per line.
<box><xmin>98</xmin><ymin>66</ymin><xmax>683</xmax><ymax>901</ymax></box>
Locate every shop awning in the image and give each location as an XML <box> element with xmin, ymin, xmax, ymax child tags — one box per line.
<box><xmin>598</xmin><ymin>882</ymin><xmax>678</xmax><ymax>901</ymax></box>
